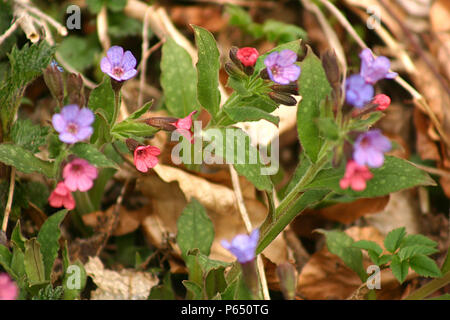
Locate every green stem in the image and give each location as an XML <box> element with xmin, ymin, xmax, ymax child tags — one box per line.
<box><xmin>404</xmin><ymin>270</ymin><xmax>450</xmax><ymax>300</ymax></box>
<box><xmin>112</xmin><ymin>90</ymin><xmax>120</xmax><ymax>126</ymax></box>
<box><xmin>74</xmin><ymin>191</ymin><xmax>95</xmax><ymax>215</ymax></box>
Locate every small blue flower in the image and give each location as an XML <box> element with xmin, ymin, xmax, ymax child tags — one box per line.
<box><xmin>100</xmin><ymin>46</ymin><xmax>137</xmax><ymax>81</ymax></box>
<box><xmin>346</xmin><ymin>74</ymin><xmax>374</xmax><ymax>108</ymax></box>
<box><xmin>264</xmin><ymin>50</ymin><xmax>301</xmax><ymax>85</ymax></box>
<box><xmin>52</xmin><ymin>104</ymin><xmax>95</xmax><ymax>144</ymax></box>
<box><xmin>50</xmin><ymin>60</ymin><xmax>64</xmax><ymax>72</ymax></box>
<box><xmin>353</xmin><ymin>129</ymin><xmax>391</xmax><ymax>168</ymax></box>
<box><xmin>221</xmin><ymin>229</ymin><xmax>259</xmax><ymax>264</ymax></box>
<box><xmin>359</xmin><ymin>48</ymin><xmax>398</xmax><ymax>84</ymax></box>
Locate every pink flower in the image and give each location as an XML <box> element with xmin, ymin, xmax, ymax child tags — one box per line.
<box><xmin>134</xmin><ymin>145</ymin><xmax>161</xmax><ymax>173</ymax></box>
<box><xmin>339</xmin><ymin>160</ymin><xmax>373</xmax><ymax>192</ymax></box>
<box><xmin>236</xmin><ymin>47</ymin><xmax>259</xmax><ymax>67</ymax></box>
<box><xmin>63</xmin><ymin>158</ymin><xmax>98</xmax><ymax>192</ymax></box>
<box><xmin>48</xmin><ymin>182</ymin><xmax>75</xmax><ymax>210</ymax></box>
<box><xmin>0</xmin><ymin>273</ymin><xmax>18</xmax><ymax>300</ymax></box>
<box><xmin>373</xmin><ymin>94</ymin><xmax>391</xmax><ymax>111</ymax></box>
<box><xmin>171</xmin><ymin>110</ymin><xmax>197</xmax><ymax>143</ymax></box>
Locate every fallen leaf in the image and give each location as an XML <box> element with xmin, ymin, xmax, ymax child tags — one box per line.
<box><xmin>84</xmin><ymin>256</ymin><xmax>158</xmax><ymax>300</ymax></box>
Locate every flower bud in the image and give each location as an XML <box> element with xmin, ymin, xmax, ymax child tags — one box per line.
<box><xmin>66</xmin><ymin>73</ymin><xmax>85</xmax><ymax>107</ymax></box>
<box><xmin>43</xmin><ymin>62</ymin><xmax>64</xmax><ymax>105</ymax></box>
<box><xmin>260</xmin><ymin>68</ymin><xmax>270</xmax><ymax>80</ymax></box>
<box><xmin>268</xmin><ymin>92</ymin><xmax>297</xmax><ymax>106</ymax></box>
<box><xmin>225</xmin><ymin>62</ymin><xmax>246</xmax><ymax>79</ymax></box>
<box><xmin>144</xmin><ymin>117</ymin><xmax>178</xmax><ymax>131</ymax></box>
<box><xmin>321</xmin><ymin>49</ymin><xmax>340</xmax><ymax>90</ymax></box>
<box><xmin>276</xmin><ymin>263</ymin><xmax>298</xmax><ymax>300</ymax></box>
<box><xmin>270</xmin><ymin>83</ymin><xmax>299</xmax><ymax>95</ymax></box>
<box><xmin>125</xmin><ymin>138</ymin><xmax>141</xmax><ymax>153</ymax></box>
<box><xmin>373</xmin><ymin>94</ymin><xmax>391</xmax><ymax>111</ymax></box>
<box><xmin>229</xmin><ymin>46</ymin><xmax>244</xmax><ymax>70</ymax></box>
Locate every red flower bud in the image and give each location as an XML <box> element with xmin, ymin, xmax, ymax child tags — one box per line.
<box><xmin>236</xmin><ymin>47</ymin><xmax>259</xmax><ymax>67</ymax></box>
<box><xmin>373</xmin><ymin>94</ymin><xmax>391</xmax><ymax>111</ymax></box>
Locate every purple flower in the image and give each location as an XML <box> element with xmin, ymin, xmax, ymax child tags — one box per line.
<box><xmin>52</xmin><ymin>104</ymin><xmax>94</xmax><ymax>144</ymax></box>
<box><xmin>100</xmin><ymin>46</ymin><xmax>137</xmax><ymax>81</ymax></box>
<box><xmin>353</xmin><ymin>129</ymin><xmax>391</xmax><ymax>168</ymax></box>
<box><xmin>264</xmin><ymin>50</ymin><xmax>301</xmax><ymax>85</ymax></box>
<box><xmin>359</xmin><ymin>48</ymin><xmax>398</xmax><ymax>84</ymax></box>
<box><xmin>346</xmin><ymin>74</ymin><xmax>374</xmax><ymax>108</ymax></box>
<box><xmin>221</xmin><ymin>229</ymin><xmax>259</xmax><ymax>264</ymax></box>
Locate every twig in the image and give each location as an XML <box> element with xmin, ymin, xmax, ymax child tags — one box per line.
<box><xmin>0</xmin><ymin>17</ymin><xmax>21</xmax><ymax>46</ymax></box>
<box><xmin>229</xmin><ymin>165</ymin><xmax>270</xmax><ymax>300</ymax></box>
<box><xmin>411</xmin><ymin>163</ymin><xmax>450</xmax><ymax>179</ymax></box>
<box><xmin>2</xmin><ymin>168</ymin><xmax>16</xmax><ymax>233</ymax></box>
<box><xmin>15</xmin><ymin>0</ymin><xmax>67</xmax><ymax>36</ymax></box>
<box><xmin>95</xmin><ymin>179</ymin><xmax>129</xmax><ymax>256</ymax></box>
<box><xmin>138</xmin><ymin>8</ymin><xmax>153</xmax><ymax>108</ymax></box>
<box><xmin>13</xmin><ymin>2</ymin><xmax>39</xmax><ymax>43</ymax></box>
<box><xmin>97</xmin><ymin>5</ymin><xmax>110</xmax><ymax>51</ymax></box>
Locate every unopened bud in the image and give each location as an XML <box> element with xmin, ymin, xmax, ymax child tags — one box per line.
<box><xmin>276</xmin><ymin>263</ymin><xmax>298</xmax><ymax>300</ymax></box>
<box><xmin>373</xmin><ymin>94</ymin><xmax>391</xmax><ymax>111</ymax></box>
<box><xmin>270</xmin><ymin>83</ymin><xmax>299</xmax><ymax>95</ymax></box>
<box><xmin>144</xmin><ymin>117</ymin><xmax>177</xmax><ymax>131</ymax></box>
<box><xmin>43</xmin><ymin>62</ymin><xmax>64</xmax><ymax>105</ymax></box>
<box><xmin>225</xmin><ymin>62</ymin><xmax>246</xmax><ymax>78</ymax></box>
<box><xmin>229</xmin><ymin>46</ymin><xmax>244</xmax><ymax>70</ymax></box>
<box><xmin>268</xmin><ymin>92</ymin><xmax>297</xmax><ymax>106</ymax></box>
<box><xmin>260</xmin><ymin>68</ymin><xmax>270</xmax><ymax>80</ymax></box>
<box><xmin>321</xmin><ymin>50</ymin><xmax>340</xmax><ymax>90</ymax></box>
<box><xmin>66</xmin><ymin>73</ymin><xmax>85</xmax><ymax>107</ymax></box>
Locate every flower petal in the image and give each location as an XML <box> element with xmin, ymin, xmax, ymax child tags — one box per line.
<box><xmin>61</xmin><ymin>104</ymin><xmax>80</xmax><ymax>121</ymax></box>
<box><xmin>52</xmin><ymin>114</ymin><xmax>66</xmax><ymax>133</ymax></box>
<box><xmin>277</xmin><ymin>50</ymin><xmax>298</xmax><ymax>67</ymax></box>
<box><xmin>264</xmin><ymin>52</ymin><xmax>279</xmax><ymax>68</ymax></box>
<box><xmin>107</xmin><ymin>46</ymin><xmax>124</xmax><ymax>66</ymax></box>
<box><xmin>77</xmin><ymin>108</ymin><xmax>95</xmax><ymax>126</ymax></box>
<box><xmin>121</xmin><ymin>69</ymin><xmax>138</xmax><ymax>81</ymax></box>
<box><xmin>122</xmin><ymin>51</ymin><xmax>137</xmax><ymax>71</ymax></box>
<box><xmin>100</xmin><ymin>57</ymin><xmax>112</xmax><ymax>74</ymax></box>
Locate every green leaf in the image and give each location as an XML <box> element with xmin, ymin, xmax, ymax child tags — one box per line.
<box><xmin>192</xmin><ymin>25</ymin><xmax>221</xmax><ymax>119</ymax></box>
<box><xmin>319</xmin><ymin>230</ymin><xmax>366</xmax><ymax>281</ymax></box>
<box><xmin>182</xmin><ymin>280</ymin><xmax>203</xmax><ymax>300</ymax></box>
<box><xmin>188</xmin><ymin>249</ymin><xmax>230</xmax><ymax>274</ymax></box>
<box><xmin>11</xmin><ymin>220</ymin><xmax>26</xmax><ymax>252</ymax></box>
<box><xmin>177</xmin><ymin>198</ymin><xmax>214</xmax><ymax>258</ymax></box>
<box><xmin>409</xmin><ymin>254</ymin><xmax>442</xmax><ymax>278</ymax></box>
<box><xmin>111</xmin><ymin>121</ymin><xmax>159</xmax><ymax>140</ymax></box>
<box><xmin>262</xmin><ymin>20</ymin><xmax>307</xmax><ymax>44</ymax></box>
<box><xmin>0</xmin><ymin>244</ymin><xmax>13</xmax><ymax>275</ymax></box>
<box><xmin>107</xmin><ymin>0</ymin><xmax>127</xmax><ymax>12</ymax></box>
<box><xmin>206</xmin><ymin>128</ymin><xmax>273</xmax><ymax>191</ymax></box>
<box><xmin>352</xmin><ymin>240</ymin><xmax>383</xmax><ymax>256</ymax></box>
<box><xmin>62</xmin><ymin>242</ymin><xmax>87</xmax><ymax>300</ymax></box>
<box><xmin>148</xmin><ymin>273</ymin><xmax>175</xmax><ymax>300</ymax></box>
<box><xmin>71</xmin><ymin>143</ymin><xmax>118</xmax><ymax>168</ymax></box>
<box><xmin>11</xmin><ymin>119</ymin><xmax>49</xmax><ymax>154</ymax></box>
<box><xmin>296</xmin><ymin>46</ymin><xmax>332</xmax><ymax>163</ymax></box>
<box><xmin>24</xmin><ymin>239</ymin><xmax>47</xmax><ymax>286</ymax></box>
<box><xmin>427</xmin><ymin>294</ymin><xmax>450</xmax><ymax>300</ymax></box>
<box><xmin>204</xmin><ymin>267</ymin><xmax>227</xmax><ymax>299</ymax></box>
<box><xmin>161</xmin><ymin>38</ymin><xmax>199</xmax><ymax>117</ymax></box>
<box><xmin>306</xmin><ymin>156</ymin><xmax>436</xmax><ymax>198</ymax></box>
<box><xmin>398</xmin><ymin>245</ymin><xmax>439</xmax><ymax>261</ymax></box>
<box><xmin>378</xmin><ymin>254</ymin><xmax>392</xmax><ymax>265</ymax></box>
<box><xmin>37</xmin><ymin>210</ymin><xmax>68</xmax><ymax>280</ymax></box>
<box><xmin>0</xmin><ymin>144</ymin><xmax>54</xmax><ymax>177</ymax></box>
<box><xmin>127</xmin><ymin>101</ymin><xmax>153</xmax><ymax>120</ymax></box>
<box><xmin>223</xmin><ymin>106</ymin><xmax>279</xmax><ymax>125</ymax></box>
<box><xmin>390</xmin><ymin>255</ymin><xmax>409</xmax><ymax>284</ymax></box>
<box><xmin>348</xmin><ymin>112</ymin><xmax>384</xmax><ymax>131</ymax></box>
<box><xmin>86</xmin><ymin>0</ymin><xmax>103</xmax><ymax>13</ymax></box>
<box><xmin>88</xmin><ymin>76</ymin><xmax>115</xmax><ymax>125</ymax></box>
<box><xmin>315</xmin><ymin>118</ymin><xmax>339</xmax><ymax>140</ymax></box>
<box><xmin>400</xmin><ymin>234</ymin><xmax>438</xmax><ymax>249</ymax></box>
<box><xmin>237</xmin><ymin>94</ymin><xmax>278</xmax><ymax>113</ymax></box>
<box><xmin>384</xmin><ymin>227</ymin><xmax>407</xmax><ymax>253</ymax></box>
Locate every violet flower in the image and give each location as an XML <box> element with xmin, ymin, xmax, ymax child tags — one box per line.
<box><xmin>100</xmin><ymin>46</ymin><xmax>137</xmax><ymax>82</ymax></box>
<box><xmin>345</xmin><ymin>74</ymin><xmax>374</xmax><ymax>108</ymax></box>
<box><xmin>264</xmin><ymin>50</ymin><xmax>301</xmax><ymax>85</ymax></box>
<box><xmin>353</xmin><ymin>129</ymin><xmax>392</xmax><ymax>168</ymax></box>
<box><xmin>359</xmin><ymin>48</ymin><xmax>398</xmax><ymax>84</ymax></box>
<box><xmin>52</xmin><ymin>104</ymin><xmax>94</xmax><ymax>144</ymax></box>
<box><xmin>221</xmin><ymin>229</ymin><xmax>259</xmax><ymax>264</ymax></box>
<box><xmin>63</xmin><ymin>158</ymin><xmax>98</xmax><ymax>192</ymax></box>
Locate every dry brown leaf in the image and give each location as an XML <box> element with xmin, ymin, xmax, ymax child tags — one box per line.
<box><xmin>169</xmin><ymin>5</ymin><xmax>227</xmax><ymax>32</ymax></box>
<box><xmin>84</xmin><ymin>256</ymin><xmax>158</xmax><ymax>300</ymax></box>
<box><xmin>314</xmin><ymin>196</ymin><xmax>390</xmax><ymax>224</ymax></box>
<box><xmin>298</xmin><ymin>226</ymin><xmax>414</xmax><ymax>300</ymax></box>
<box><xmin>413</xmin><ymin>108</ymin><xmax>441</xmax><ymax>161</ymax></box>
<box><xmin>137</xmin><ymin>164</ymin><xmax>288</xmax><ymax>264</ymax></box>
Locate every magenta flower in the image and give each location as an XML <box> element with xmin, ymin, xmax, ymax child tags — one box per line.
<box><xmin>221</xmin><ymin>229</ymin><xmax>259</xmax><ymax>264</ymax></box>
<box><xmin>52</xmin><ymin>104</ymin><xmax>94</xmax><ymax>144</ymax></box>
<box><xmin>339</xmin><ymin>160</ymin><xmax>373</xmax><ymax>192</ymax></box>
<box><xmin>346</xmin><ymin>74</ymin><xmax>374</xmax><ymax>108</ymax></box>
<box><xmin>63</xmin><ymin>158</ymin><xmax>98</xmax><ymax>192</ymax></box>
<box><xmin>264</xmin><ymin>50</ymin><xmax>301</xmax><ymax>85</ymax></box>
<box><xmin>100</xmin><ymin>46</ymin><xmax>137</xmax><ymax>82</ymax></box>
<box><xmin>171</xmin><ymin>110</ymin><xmax>197</xmax><ymax>143</ymax></box>
<box><xmin>353</xmin><ymin>129</ymin><xmax>391</xmax><ymax>168</ymax></box>
<box><xmin>134</xmin><ymin>145</ymin><xmax>161</xmax><ymax>173</ymax></box>
<box><xmin>0</xmin><ymin>273</ymin><xmax>18</xmax><ymax>300</ymax></box>
<box><xmin>48</xmin><ymin>182</ymin><xmax>75</xmax><ymax>210</ymax></box>
<box><xmin>359</xmin><ymin>48</ymin><xmax>398</xmax><ymax>84</ymax></box>
<box><xmin>237</xmin><ymin>47</ymin><xmax>259</xmax><ymax>67</ymax></box>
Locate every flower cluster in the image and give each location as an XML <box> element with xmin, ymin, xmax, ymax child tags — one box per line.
<box><xmin>340</xmin><ymin>49</ymin><xmax>395</xmax><ymax>192</ymax></box>
<box><xmin>346</xmin><ymin>48</ymin><xmax>397</xmax><ymax>108</ymax></box>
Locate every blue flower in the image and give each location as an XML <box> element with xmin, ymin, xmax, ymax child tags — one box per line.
<box><xmin>264</xmin><ymin>50</ymin><xmax>301</xmax><ymax>85</ymax></box>
<box><xmin>359</xmin><ymin>48</ymin><xmax>398</xmax><ymax>84</ymax></box>
<box><xmin>345</xmin><ymin>74</ymin><xmax>374</xmax><ymax>108</ymax></box>
<box><xmin>353</xmin><ymin>129</ymin><xmax>391</xmax><ymax>168</ymax></box>
<box><xmin>221</xmin><ymin>229</ymin><xmax>259</xmax><ymax>264</ymax></box>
